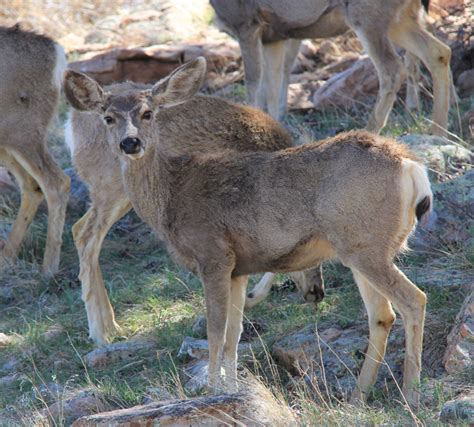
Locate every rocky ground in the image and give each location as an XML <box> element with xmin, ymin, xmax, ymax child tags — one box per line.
<box><xmin>0</xmin><ymin>0</ymin><xmax>473</xmax><ymax>426</ymax></box>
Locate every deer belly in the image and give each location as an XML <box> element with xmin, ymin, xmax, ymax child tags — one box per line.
<box><xmin>233</xmin><ymin>237</ymin><xmax>336</xmax><ymax>275</ymax></box>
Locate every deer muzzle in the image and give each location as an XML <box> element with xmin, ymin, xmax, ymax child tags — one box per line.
<box><xmin>120</xmin><ymin>137</ymin><xmax>143</xmax><ymax>156</ymax></box>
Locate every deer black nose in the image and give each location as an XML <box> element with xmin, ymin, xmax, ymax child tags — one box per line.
<box><xmin>120</xmin><ymin>137</ymin><xmax>142</xmax><ymax>154</ymax></box>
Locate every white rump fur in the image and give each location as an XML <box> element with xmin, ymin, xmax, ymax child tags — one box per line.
<box><xmin>403</xmin><ymin>159</ymin><xmax>433</xmax><ymax>215</ymax></box>
<box><xmin>64</xmin><ymin>113</ymin><xmax>75</xmax><ymax>156</ymax></box>
<box><xmin>397</xmin><ymin>159</ymin><xmax>433</xmax><ymax>251</ymax></box>
<box><xmin>53</xmin><ymin>43</ymin><xmax>67</xmax><ymax>92</ymax></box>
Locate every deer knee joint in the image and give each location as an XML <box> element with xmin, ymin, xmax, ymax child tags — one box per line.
<box><xmin>376</xmin><ymin>312</ymin><xmax>396</xmax><ymax>331</ymax></box>
<box><xmin>438</xmin><ymin>45</ymin><xmax>451</xmax><ymax>66</ymax></box>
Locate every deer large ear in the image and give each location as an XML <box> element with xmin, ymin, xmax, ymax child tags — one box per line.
<box><xmin>151</xmin><ymin>57</ymin><xmax>207</xmax><ymax>108</ymax></box>
<box><xmin>63</xmin><ymin>70</ymin><xmax>106</xmax><ymax>112</ymax></box>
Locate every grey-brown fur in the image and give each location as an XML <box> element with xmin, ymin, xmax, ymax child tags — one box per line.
<box><xmin>0</xmin><ymin>25</ymin><xmax>69</xmax><ymax>275</ymax></box>
<box><xmin>64</xmin><ymin>58</ymin><xmax>432</xmax><ymax>406</ymax></box>
<box><xmin>67</xmin><ymin>78</ymin><xmax>322</xmax><ymax>345</ymax></box>
<box><xmin>210</xmin><ymin>0</ymin><xmax>451</xmax><ymax>136</ymax></box>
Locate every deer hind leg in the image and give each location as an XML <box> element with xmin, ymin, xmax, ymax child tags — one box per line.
<box><xmin>0</xmin><ymin>151</ymin><xmax>44</xmax><ymax>267</ymax></box>
<box><xmin>72</xmin><ymin>197</ymin><xmax>131</xmax><ymax>345</ymax></box>
<box><xmin>245</xmin><ymin>272</ymin><xmax>275</xmax><ymax>309</ymax></box>
<box><xmin>354</xmin><ymin>29</ymin><xmax>405</xmax><ymax>133</ymax></box>
<box><xmin>405</xmin><ymin>52</ymin><xmax>421</xmax><ymax>111</ymax></box>
<box><xmin>347</xmin><ymin>258</ymin><xmax>426</xmax><ymax>406</ymax></box>
<box><xmin>390</xmin><ymin>20</ymin><xmax>451</xmax><ymax>136</ymax></box>
<box><xmin>223</xmin><ymin>275</ymin><xmax>248</xmax><ymax>391</ymax></box>
<box><xmin>262</xmin><ymin>40</ymin><xmax>287</xmax><ymax>119</ymax></box>
<box><xmin>350</xmin><ymin>269</ymin><xmax>396</xmax><ymax>404</ymax></box>
<box><xmin>12</xmin><ymin>146</ymin><xmax>70</xmax><ymax>275</ymax></box>
<box><xmin>278</xmin><ymin>39</ymin><xmax>301</xmax><ymax>118</ymax></box>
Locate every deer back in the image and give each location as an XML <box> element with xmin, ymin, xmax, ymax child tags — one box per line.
<box><xmin>68</xmin><ymin>87</ymin><xmax>292</xmax><ymax>198</ymax></box>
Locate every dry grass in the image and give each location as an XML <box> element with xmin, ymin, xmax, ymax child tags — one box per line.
<box><xmin>0</xmin><ymin>0</ymin><xmax>213</xmax><ymax>53</ymax></box>
<box><xmin>0</xmin><ymin>0</ymin><xmax>151</xmax><ymax>39</ymax></box>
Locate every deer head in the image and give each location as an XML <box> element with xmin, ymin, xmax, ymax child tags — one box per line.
<box><xmin>63</xmin><ymin>57</ymin><xmax>207</xmax><ymax>160</ymax></box>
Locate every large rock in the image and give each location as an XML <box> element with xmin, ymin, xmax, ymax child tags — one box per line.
<box><xmin>288</xmin><ymin>82</ymin><xmax>320</xmax><ymax>111</ymax></box>
<box><xmin>443</xmin><ymin>292</ymin><xmax>473</xmax><ymax>374</ymax></box>
<box><xmin>273</xmin><ymin>321</ymin><xmax>405</xmax><ymax>397</ymax></box>
<box><xmin>45</xmin><ymin>390</ymin><xmax>109</xmax><ymax>425</ymax></box>
<box><xmin>312</xmin><ymin>56</ymin><xmax>379</xmax><ymax>111</ymax></box>
<box><xmin>439</xmin><ymin>391</ymin><xmax>474</xmax><ymax>425</ymax></box>
<box><xmin>68</xmin><ymin>41</ymin><xmax>240</xmax><ymax>87</ymax></box>
<box><xmin>177</xmin><ymin>336</ymin><xmax>263</xmax><ymax>392</ymax></box>
<box><xmin>399</xmin><ymin>134</ymin><xmax>472</xmax><ymax>181</ymax></box>
<box><xmin>84</xmin><ymin>340</ymin><xmax>155</xmax><ymax>369</ymax></box>
<box><xmin>457</xmin><ymin>69</ymin><xmax>474</xmax><ymax>97</ymax></box>
<box><xmin>177</xmin><ymin>336</ymin><xmax>261</xmax><ymax>363</ymax></box>
<box><xmin>72</xmin><ymin>380</ymin><xmax>295</xmax><ymax>427</ymax></box>
<box><xmin>419</xmin><ymin>169</ymin><xmax>474</xmax><ymax>248</ymax></box>
<box><xmin>182</xmin><ymin>359</ymin><xmax>209</xmax><ymax>393</ymax></box>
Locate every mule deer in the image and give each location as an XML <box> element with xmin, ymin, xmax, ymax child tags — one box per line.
<box><xmin>0</xmin><ymin>26</ymin><xmax>70</xmax><ymax>275</ymax></box>
<box><xmin>210</xmin><ymin>0</ymin><xmax>451</xmax><ymax>136</ymax></box>
<box><xmin>66</xmin><ymin>78</ymin><xmax>323</xmax><ymax>345</ymax></box>
<box><xmin>64</xmin><ymin>58</ymin><xmax>432</xmax><ymax>406</ymax></box>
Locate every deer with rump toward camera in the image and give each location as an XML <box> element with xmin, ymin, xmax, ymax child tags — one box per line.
<box><xmin>0</xmin><ymin>25</ymin><xmax>70</xmax><ymax>275</ymax></box>
<box><xmin>64</xmin><ymin>58</ymin><xmax>432</xmax><ymax>406</ymax></box>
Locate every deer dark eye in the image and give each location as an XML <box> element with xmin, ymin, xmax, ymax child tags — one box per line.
<box><xmin>104</xmin><ymin>116</ymin><xmax>115</xmax><ymax>125</ymax></box>
<box><xmin>142</xmin><ymin>111</ymin><xmax>153</xmax><ymax>120</ymax></box>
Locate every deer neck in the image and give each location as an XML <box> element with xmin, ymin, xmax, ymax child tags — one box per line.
<box><xmin>120</xmin><ymin>145</ymin><xmax>192</xmax><ymax>239</ymax></box>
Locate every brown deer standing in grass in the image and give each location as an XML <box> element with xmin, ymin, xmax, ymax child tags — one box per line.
<box><xmin>66</xmin><ymin>78</ymin><xmax>324</xmax><ymax>345</ymax></box>
<box><xmin>210</xmin><ymin>0</ymin><xmax>451</xmax><ymax>136</ymax></box>
<box><xmin>64</xmin><ymin>58</ymin><xmax>432</xmax><ymax>406</ymax></box>
<box><xmin>0</xmin><ymin>26</ymin><xmax>70</xmax><ymax>275</ymax></box>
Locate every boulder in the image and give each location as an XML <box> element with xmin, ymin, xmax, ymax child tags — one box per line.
<box><xmin>84</xmin><ymin>340</ymin><xmax>155</xmax><ymax>369</ymax></box>
<box><xmin>457</xmin><ymin>69</ymin><xmax>474</xmax><ymax>97</ymax></box>
<box><xmin>191</xmin><ymin>314</ymin><xmax>207</xmax><ymax>338</ymax></box>
<box><xmin>177</xmin><ymin>336</ymin><xmax>263</xmax><ymax>392</ymax></box>
<box><xmin>177</xmin><ymin>336</ymin><xmax>261</xmax><ymax>363</ymax></box>
<box><xmin>312</xmin><ymin>56</ymin><xmax>379</xmax><ymax>111</ymax></box>
<box><xmin>439</xmin><ymin>391</ymin><xmax>474</xmax><ymax>425</ymax></box>
<box><xmin>272</xmin><ymin>321</ymin><xmax>405</xmax><ymax>397</ymax></box>
<box><xmin>182</xmin><ymin>359</ymin><xmax>209</xmax><ymax>393</ymax></box>
<box><xmin>45</xmin><ymin>390</ymin><xmax>109</xmax><ymax>425</ymax></box>
<box><xmin>68</xmin><ymin>41</ymin><xmax>240</xmax><ymax>87</ymax></box>
<box><xmin>443</xmin><ymin>292</ymin><xmax>473</xmax><ymax>374</ymax></box>
<box><xmin>288</xmin><ymin>82</ymin><xmax>320</xmax><ymax>111</ymax></box>
<box><xmin>399</xmin><ymin>134</ymin><xmax>472</xmax><ymax>181</ymax></box>
<box><xmin>72</xmin><ymin>380</ymin><xmax>295</xmax><ymax>427</ymax></box>
<box><xmin>422</xmin><ymin>169</ymin><xmax>473</xmax><ymax>247</ymax></box>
